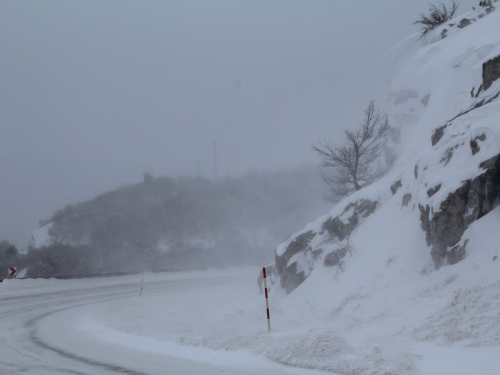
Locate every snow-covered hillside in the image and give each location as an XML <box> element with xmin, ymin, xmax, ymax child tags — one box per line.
<box><xmin>261</xmin><ymin>5</ymin><xmax>500</xmax><ymax>374</ymax></box>
<box><xmin>274</xmin><ymin>3</ymin><xmax>500</xmax><ymax>293</ymax></box>
<box><xmin>4</xmin><ymin>6</ymin><xmax>500</xmax><ymax>375</ymax></box>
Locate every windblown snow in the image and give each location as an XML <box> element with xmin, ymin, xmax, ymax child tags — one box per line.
<box><xmin>3</xmin><ymin>6</ymin><xmax>500</xmax><ymax>375</ymax></box>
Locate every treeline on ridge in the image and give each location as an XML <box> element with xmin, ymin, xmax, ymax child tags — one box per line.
<box><xmin>1</xmin><ymin>167</ymin><xmax>325</xmax><ymax>279</ymax></box>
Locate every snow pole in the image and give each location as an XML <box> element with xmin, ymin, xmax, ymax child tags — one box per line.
<box><xmin>262</xmin><ymin>267</ymin><xmax>271</xmax><ymax>331</ymax></box>
<box><xmin>140</xmin><ymin>271</ymin><xmax>144</xmax><ymax>296</ymax></box>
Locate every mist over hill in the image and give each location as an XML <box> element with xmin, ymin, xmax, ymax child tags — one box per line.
<box><xmin>21</xmin><ymin>166</ymin><xmax>326</xmax><ymax>277</ymax></box>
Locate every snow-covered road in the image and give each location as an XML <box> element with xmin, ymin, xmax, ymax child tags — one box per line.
<box><xmin>5</xmin><ymin>266</ymin><xmax>500</xmax><ymax>375</ymax></box>
<box><xmin>0</xmin><ymin>271</ymin><xmax>331</xmax><ymax>375</ymax></box>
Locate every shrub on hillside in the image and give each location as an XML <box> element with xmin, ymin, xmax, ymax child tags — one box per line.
<box><xmin>414</xmin><ymin>1</ymin><xmax>459</xmax><ymax>37</ymax></box>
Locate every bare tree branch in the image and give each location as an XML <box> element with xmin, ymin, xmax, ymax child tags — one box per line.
<box><xmin>413</xmin><ymin>1</ymin><xmax>460</xmax><ymax>37</ymax></box>
<box><xmin>313</xmin><ymin>101</ymin><xmax>392</xmax><ymax>202</ymax></box>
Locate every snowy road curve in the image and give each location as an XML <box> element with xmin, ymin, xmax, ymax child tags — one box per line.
<box><xmin>0</xmin><ymin>274</ymin><xmax>330</xmax><ymax>375</ymax></box>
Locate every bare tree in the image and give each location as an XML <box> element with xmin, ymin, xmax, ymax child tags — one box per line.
<box><xmin>413</xmin><ymin>1</ymin><xmax>459</xmax><ymax>37</ymax></box>
<box><xmin>313</xmin><ymin>101</ymin><xmax>391</xmax><ymax>202</ymax></box>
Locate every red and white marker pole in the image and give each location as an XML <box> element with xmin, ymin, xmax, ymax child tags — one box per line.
<box><xmin>262</xmin><ymin>267</ymin><xmax>271</xmax><ymax>331</ymax></box>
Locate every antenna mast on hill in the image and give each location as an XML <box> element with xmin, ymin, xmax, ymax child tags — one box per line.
<box><xmin>213</xmin><ymin>141</ymin><xmax>218</xmax><ymax>181</ymax></box>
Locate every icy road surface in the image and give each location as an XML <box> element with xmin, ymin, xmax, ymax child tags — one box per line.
<box><xmin>0</xmin><ymin>269</ymin><xmax>330</xmax><ymax>375</ymax></box>
<box><xmin>3</xmin><ymin>266</ymin><xmax>500</xmax><ymax>375</ymax></box>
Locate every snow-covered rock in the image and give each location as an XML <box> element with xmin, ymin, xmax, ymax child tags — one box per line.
<box><xmin>274</xmin><ymin>6</ymin><xmax>500</xmax><ymax>293</ymax></box>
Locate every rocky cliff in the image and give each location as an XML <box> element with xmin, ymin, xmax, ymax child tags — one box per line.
<box><xmin>272</xmin><ymin>6</ymin><xmax>500</xmax><ymax>294</ymax></box>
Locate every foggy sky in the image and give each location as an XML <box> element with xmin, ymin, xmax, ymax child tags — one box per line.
<box><xmin>0</xmin><ymin>0</ymin><xmax>477</xmax><ymax>248</ymax></box>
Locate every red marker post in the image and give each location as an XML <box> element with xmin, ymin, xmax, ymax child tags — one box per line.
<box><xmin>262</xmin><ymin>267</ymin><xmax>271</xmax><ymax>331</ymax></box>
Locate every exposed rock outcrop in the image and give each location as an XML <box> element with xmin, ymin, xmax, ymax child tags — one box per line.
<box><xmin>457</xmin><ymin>18</ymin><xmax>472</xmax><ymax>29</ymax></box>
<box><xmin>390</xmin><ymin>180</ymin><xmax>402</xmax><ymax>195</ymax></box>
<box><xmin>440</xmin><ymin>146</ymin><xmax>457</xmax><ymax>166</ymax></box>
<box><xmin>470</xmin><ymin>133</ymin><xmax>486</xmax><ymax>155</ymax></box>
<box><xmin>483</xmin><ymin>54</ymin><xmax>500</xmax><ymax>91</ymax></box>
<box><xmin>402</xmin><ymin>193</ymin><xmax>412</xmax><ymax>207</ymax></box>
<box><xmin>431</xmin><ymin>124</ymin><xmax>448</xmax><ymax>146</ymax></box>
<box><xmin>275</xmin><ymin>199</ymin><xmax>378</xmax><ymax>293</ymax></box>
<box><xmin>419</xmin><ymin>154</ymin><xmax>500</xmax><ymax>268</ymax></box>
<box><xmin>464</xmin><ymin>155</ymin><xmax>500</xmax><ymax>226</ymax></box>
<box><xmin>447</xmin><ymin>239</ymin><xmax>468</xmax><ymax>265</ymax></box>
<box><xmin>275</xmin><ymin>231</ymin><xmax>316</xmax><ymax>293</ymax></box>
<box><xmin>322</xmin><ymin>200</ymin><xmax>377</xmax><ymax>241</ymax></box>
<box><xmin>427</xmin><ymin>184</ymin><xmax>442</xmax><ymax>198</ymax></box>
<box><xmin>323</xmin><ymin>247</ymin><xmax>348</xmax><ymax>267</ymax></box>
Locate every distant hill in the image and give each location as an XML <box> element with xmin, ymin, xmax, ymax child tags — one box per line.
<box><xmin>27</xmin><ymin>166</ymin><xmax>326</xmax><ymax>276</ymax></box>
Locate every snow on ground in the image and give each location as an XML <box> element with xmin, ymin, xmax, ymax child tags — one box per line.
<box><xmin>3</xmin><ymin>248</ymin><xmax>500</xmax><ymax>374</ymax></box>
<box><xmin>1</xmin><ymin>268</ymin><xmax>334</xmax><ymax>375</ymax></box>
<box><xmin>3</xmin><ymin>6</ymin><xmax>500</xmax><ymax>375</ymax></box>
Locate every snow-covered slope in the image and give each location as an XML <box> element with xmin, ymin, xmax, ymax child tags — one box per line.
<box><xmin>274</xmin><ymin>4</ymin><xmax>500</xmax><ymax>292</ymax></box>
<box><xmin>263</xmin><ymin>6</ymin><xmax>500</xmax><ymax>373</ymax></box>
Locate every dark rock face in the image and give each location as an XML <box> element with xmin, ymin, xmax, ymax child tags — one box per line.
<box><xmin>427</xmin><ymin>184</ymin><xmax>442</xmax><ymax>198</ymax></box>
<box><xmin>419</xmin><ymin>154</ymin><xmax>500</xmax><ymax>268</ymax></box>
<box><xmin>275</xmin><ymin>199</ymin><xmax>378</xmax><ymax>294</ymax></box>
<box><xmin>419</xmin><ymin>182</ymin><xmax>469</xmax><ymax>268</ymax></box>
<box><xmin>447</xmin><ymin>239</ymin><xmax>468</xmax><ymax>265</ymax></box>
<box><xmin>464</xmin><ymin>155</ymin><xmax>500</xmax><ymax>226</ymax></box>
<box><xmin>275</xmin><ymin>231</ymin><xmax>316</xmax><ymax>293</ymax></box>
<box><xmin>312</xmin><ymin>249</ymin><xmax>324</xmax><ymax>260</ymax></box>
<box><xmin>321</xmin><ymin>199</ymin><xmax>377</xmax><ymax>241</ymax></box>
<box><xmin>483</xmin><ymin>55</ymin><xmax>500</xmax><ymax>91</ymax></box>
<box><xmin>323</xmin><ymin>247</ymin><xmax>348</xmax><ymax>267</ymax></box>
<box><xmin>470</xmin><ymin>133</ymin><xmax>486</xmax><ymax>155</ymax></box>
<box><xmin>391</xmin><ymin>179</ymin><xmax>402</xmax><ymax>195</ymax></box>
<box><xmin>357</xmin><ymin>199</ymin><xmax>377</xmax><ymax>217</ymax></box>
<box><xmin>402</xmin><ymin>193</ymin><xmax>412</xmax><ymax>207</ymax></box>
<box><xmin>431</xmin><ymin>124</ymin><xmax>448</xmax><ymax>146</ymax></box>
<box><xmin>322</xmin><ymin>217</ymin><xmax>350</xmax><ymax>242</ymax></box>
<box><xmin>457</xmin><ymin>18</ymin><xmax>472</xmax><ymax>29</ymax></box>
<box><xmin>440</xmin><ymin>147</ymin><xmax>455</xmax><ymax>166</ymax></box>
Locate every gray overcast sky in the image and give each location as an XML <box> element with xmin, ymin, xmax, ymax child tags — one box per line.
<box><xmin>0</xmin><ymin>0</ymin><xmax>477</xmax><ymax>248</ymax></box>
